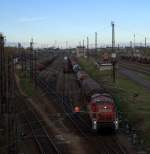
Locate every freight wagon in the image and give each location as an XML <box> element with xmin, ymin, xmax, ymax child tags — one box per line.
<box><xmin>63</xmin><ymin>56</ymin><xmax>72</xmax><ymax>73</ymax></box>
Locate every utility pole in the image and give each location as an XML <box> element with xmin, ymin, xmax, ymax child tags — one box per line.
<box><xmin>7</xmin><ymin>56</ymin><xmax>16</xmax><ymax>154</ymax></box>
<box><xmin>83</xmin><ymin>39</ymin><xmax>85</xmax><ymax>57</ymax></box>
<box><xmin>134</xmin><ymin>34</ymin><xmax>135</xmax><ymax>52</ymax></box>
<box><xmin>111</xmin><ymin>21</ymin><xmax>116</xmax><ymax>83</ymax></box>
<box><xmin>34</xmin><ymin>49</ymin><xmax>37</xmax><ymax>87</ymax></box>
<box><xmin>0</xmin><ymin>33</ymin><xmax>6</xmax><ymax>114</ymax></box>
<box><xmin>24</xmin><ymin>47</ymin><xmax>27</xmax><ymax>79</ymax></box>
<box><xmin>118</xmin><ymin>44</ymin><xmax>120</xmax><ymax>51</ymax></box>
<box><xmin>129</xmin><ymin>41</ymin><xmax>132</xmax><ymax>55</ymax></box>
<box><xmin>30</xmin><ymin>38</ymin><xmax>34</xmax><ymax>80</ymax></box>
<box><xmin>82</xmin><ymin>39</ymin><xmax>84</xmax><ymax>47</ymax></box>
<box><xmin>111</xmin><ymin>23</ymin><xmax>115</xmax><ymax>52</ymax></box>
<box><xmin>87</xmin><ymin>37</ymin><xmax>89</xmax><ymax>57</ymax></box>
<box><xmin>87</xmin><ymin>37</ymin><xmax>89</xmax><ymax>50</ymax></box>
<box><xmin>0</xmin><ymin>35</ymin><xmax>16</xmax><ymax>153</ymax></box>
<box><xmin>145</xmin><ymin>37</ymin><xmax>147</xmax><ymax>48</ymax></box>
<box><xmin>130</xmin><ymin>41</ymin><xmax>132</xmax><ymax>48</ymax></box>
<box><xmin>29</xmin><ymin>38</ymin><xmax>37</xmax><ymax>87</ymax></box>
<box><xmin>95</xmin><ymin>32</ymin><xmax>97</xmax><ymax>56</ymax></box>
<box><xmin>66</xmin><ymin>41</ymin><xmax>68</xmax><ymax>49</ymax></box>
<box><xmin>11</xmin><ymin>55</ymin><xmax>17</xmax><ymax>154</ymax></box>
<box><xmin>18</xmin><ymin>43</ymin><xmax>23</xmax><ymax>72</ymax></box>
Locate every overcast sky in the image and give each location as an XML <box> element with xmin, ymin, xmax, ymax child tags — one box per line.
<box><xmin>1</xmin><ymin>0</ymin><xmax>150</xmax><ymax>47</ymax></box>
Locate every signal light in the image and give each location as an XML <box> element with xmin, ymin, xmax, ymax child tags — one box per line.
<box><xmin>74</xmin><ymin>106</ymin><xmax>80</xmax><ymax>113</ymax></box>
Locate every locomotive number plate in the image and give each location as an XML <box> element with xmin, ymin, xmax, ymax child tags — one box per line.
<box><xmin>100</xmin><ymin>109</ymin><xmax>112</xmax><ymax>112</ymax></box>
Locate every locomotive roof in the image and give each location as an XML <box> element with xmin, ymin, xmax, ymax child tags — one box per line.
<box><xmin>82</xmin><ymin>78</ymin><xmax>104</xmax><ymax>97</ymax></box>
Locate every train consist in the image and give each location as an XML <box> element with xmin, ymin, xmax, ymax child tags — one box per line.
<box><xmin>37</xmin><ymin>55</ymin><xmax>58</xmax><ymax>71</ymax></box>
<box><xmin>69</xmin><ymin>56</ymin><xmax>119</xmax><ymax>131</ymax></box>
<box><xmin>121</xmin><ymin>55</ymin><xmax>150</xmax><ymax>64</ymax></box>
<box><xmin>63</xmin><ymin>56</ymin><xmax>72</xmax><ymax>73</ymax></box>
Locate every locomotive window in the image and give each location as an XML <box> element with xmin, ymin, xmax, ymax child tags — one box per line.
<box><xmin>95</xmin><ymin>97</ymin><xmax>113</xmax><ymax>103</ymax></box>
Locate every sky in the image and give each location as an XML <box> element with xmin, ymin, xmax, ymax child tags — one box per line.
<box><xmin>1</xmin><ymin>0</ymin><xmax>150</xmax><ymax>47</ymax></box>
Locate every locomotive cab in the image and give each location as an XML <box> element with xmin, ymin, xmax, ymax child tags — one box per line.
<box><xmin>88</xmin><ymin>93</ymin><xmax>119</xmax><ymax>131</ymax></box>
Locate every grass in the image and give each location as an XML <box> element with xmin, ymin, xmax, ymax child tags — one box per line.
<box><xmin>142</xmin><ymin>74</ymin><xmax>150</xmax><ymax>81</ymax></box>
<box><xmin>18</xmin><ymin>71</ymin><xmax>35</xmax><ymax>97</ymax></box>
<box><xmin>116</xmin><ymin>74</ymin><xmax>150</xmax><ymax>145</ymax></box>
<box><xmin>79</xmin><ymin>57</ymin><xmax>150</xmax><ymax>148</ymax></box>
<box><xmin>79</xmin><ymin>57</ymin><xmax>112</xmax><ymax>82</ymax></box>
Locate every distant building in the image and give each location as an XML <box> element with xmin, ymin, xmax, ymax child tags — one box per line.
<box><xmin>76</xmin><ymin>46</ymin><xmax>85</xmax><ymax>57</ymax></box>
<box><xmin>133</xmin><ymin>52</ymin><xmax>141</xmax><ymax>57</ymax></box>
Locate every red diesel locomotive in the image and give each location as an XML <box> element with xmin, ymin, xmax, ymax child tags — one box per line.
<box><xmin>70</xmin><ymin>56</ymin><xmax>119</xmax><ymax>131</ymax></box>
<box><xmin>82</xmin><ymin>78</ymin><xmax>118</xmax><ymax>131</ymax></box>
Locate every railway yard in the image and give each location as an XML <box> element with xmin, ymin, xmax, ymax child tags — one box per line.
<box><xmin>9</xmin><ymin>52</ymin><xmax>149</xmax><ymax>154</ymax></box>
<box><xmin>1</xmin><ymin>43</ymin><xmax>150</xmax><ymax>154</ymax></box>
<box><xmin>119</xmin><ymin>61</ymin><xmax>150</xmax><ymax>90</ymax></box>
<box><xmin>2</xmin><ymin>1</ymin><xmax>150</xmax><ymax>153</ymax></box>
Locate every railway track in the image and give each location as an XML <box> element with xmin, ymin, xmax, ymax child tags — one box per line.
<box><xmin>37</xmin><ymin>72</ymin><xmax>130</xmax><ymax>154</ymax></box>
<box><xmin>16</xmin><ymin>93</ymin><xmax>61</xmax><ymax>154</ymax></box>
<box><xmin>62</xmin><ymin>73</ymin><xmax>129</xmax><ymax>154</ymax></box>
<box><xmin>119</xmin><ymin>62</ymin><xmax>150</xmax><ymax>76</ymax></box>
<box><xmin>38</xmin><ymin>69</ymin><xmax>91</xmax><ymax>137</ymax></box>
<box><xmin>36</xmin><ymin>55</ymin><xmax>136</xmax><ymax>154</ymax></box>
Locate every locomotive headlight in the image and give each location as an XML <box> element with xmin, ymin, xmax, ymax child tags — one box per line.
<box><xmin>114</xmin><ymin>119</ymin><xmax>119</xmax><ymax>130</ymax></box>
<box><xmin>104</xmin><ymin>106</ymin><xmax>107</xmax><ymax>109</ymax></box>
<box><xmin>94</xmin><ymin>120</ymin><xmax>97</xmax><ymax>124</ymax></box>
<box><xmin>92</xmin><ymin>120</ymin><xmax>97</xmax><ymax>130</ymax></box>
